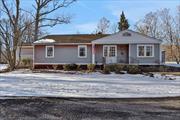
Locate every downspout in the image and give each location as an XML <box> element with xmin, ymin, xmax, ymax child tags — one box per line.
<box><xmin>92</xmin><ymin>43</ymin><xmax>95</xmax><ymax>64</ymax></box>
<box><xmin>129</xmin><ymin>44</ymin><xmax>131</xmax><ymax>64</ymax></box>
<box><xmin>33</xmin><ymin>44</ymin><xmax>35</xmax><ymax>69</ymax></box>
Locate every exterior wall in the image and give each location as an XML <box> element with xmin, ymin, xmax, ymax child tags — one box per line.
<box><xmin>16</xmin><ymin>46</ymin><xmax>33</xmax><ymax>61</ymax></box>
<box><xmin>34</xmin><ymin>45</ymin><xmax>92</xmax><ymax>64</ymax></box>
<box><xmin>117</xmin><ymin>45</ymin><xmax>128</xmax><ymax>63</ymax></box>
<box><xmin>34</xmin><ymin>43</ymin><xmax>160</xmax><ymax>65</ymax></box>
<box><xmin>129</xmin><ymin>43</ymin><xmax>160</xmax><ymax>64</ymax></box>
<box><xmin>95</xmin><ymin>44</ymin><xmax>129</xmax><ymax>64</ymax></box>
<box><xmin>94</xmin><ymin>45</ymin><xmax>103</xmax><ymax>64</ymax></box>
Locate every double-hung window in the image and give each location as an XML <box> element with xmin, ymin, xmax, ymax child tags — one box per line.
<box><xmin>78</xmin><ymin>45</ymin><xmax>87</xmax><ymax>58</ymax></box>
<box><xmin>45</xmin><ymin>46</ymin><xmax>54</xmax><ymax>58</ymax></box>
<box><xmin>137</xmin><ymin>45</ymin><xmax>154</xmax><ymax>57</ymax></box>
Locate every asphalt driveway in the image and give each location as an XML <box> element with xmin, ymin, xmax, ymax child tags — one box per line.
<box><xmin>0</xmin><ymin>97</ymin><xmax>180</xmax><ymax>120</ymax></box>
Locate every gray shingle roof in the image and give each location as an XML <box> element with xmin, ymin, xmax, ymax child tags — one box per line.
<box><xmin>39</xmin><ymin>34</ymin><xmax>109</xmax><ymax>43</ymax></box>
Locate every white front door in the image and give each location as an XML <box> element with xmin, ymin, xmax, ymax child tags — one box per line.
<box><xmin>103</xmin><ymin>45</ymin><xmax>117</xmax><ymax>64</ymax></box>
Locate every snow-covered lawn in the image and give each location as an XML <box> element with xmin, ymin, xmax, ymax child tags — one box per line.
<box><xmin>0</xmin><ymin>64</ymin><xmax>8</xmax><ymax>71</ymax></box>
<box><xmin>0</xmin><ymin>69</ymin><xmax>180</xmax><ymax>98</ymax></box>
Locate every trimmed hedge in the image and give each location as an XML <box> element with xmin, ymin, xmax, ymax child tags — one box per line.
<box><xmin>102</xmin><ymin>65</ymin><xmax>110</xmax><ymax>74</ymax></box>
<box><xmin>103</xmin><ymin>64</ymin><xmax>142</xmax><ymax>74</ymax></box>
<box><xmin>63</xmin><ymin>64</ymin><xmax>78</xmax><ymax>71</ymax></box>
<box><xmin>127</xmin><ymin>65</ymin><xmax>142</xmax><ymax>74</ymax></box>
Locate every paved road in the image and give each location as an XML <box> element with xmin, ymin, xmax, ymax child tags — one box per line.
<box><xmin>0</xmin><ymin>97</ymin><xmax>180</xmax><ymax>120</ymax></box>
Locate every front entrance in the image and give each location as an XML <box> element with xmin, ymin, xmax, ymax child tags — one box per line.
<box><xmin>103</xmin><ymin>45</ymin><xmax>117</xmax><ymax>64</ymax></box>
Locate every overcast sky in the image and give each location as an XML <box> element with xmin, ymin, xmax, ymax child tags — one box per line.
<box><xmin>22</xmin><ymin>0</ymin><xmax>179</xmax><ymax>34</ymax></box>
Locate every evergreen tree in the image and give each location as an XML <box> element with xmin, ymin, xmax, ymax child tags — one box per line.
<box><xmin>118</xmin><ymin>11</ymin><xmax>130</xmax><ymax>31</ymax></box>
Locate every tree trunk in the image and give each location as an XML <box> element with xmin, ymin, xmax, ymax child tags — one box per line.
<box><xmin>34</xmin><ymin>5</ymin><xmax>40</xmax><ymax>42</ymax></box>
<box><xmin>0</xmin><ymin>42</ymin><xmax>2</xmax><ymax>63</ymax></box>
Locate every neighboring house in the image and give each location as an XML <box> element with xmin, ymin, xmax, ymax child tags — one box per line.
<box><xmin>32</xmin><ymin>29</ymin><xmax>163</xmax><ymax>68</ymax></box>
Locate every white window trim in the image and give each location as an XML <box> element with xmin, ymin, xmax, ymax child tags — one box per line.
<box><xmin>103</xmin><ymin>45</ymin><xmax>117</xmax><ymax>57</ymax></box>
<box><xmin>103</xmin><ymin>45</ymin><xmax>108</xmax><ymax>57</ymax></box>
<box><xmin>129</xmin><ymin>44</ymin><xmax>131</xmax><ymax>64</ymax></box>
<box><xmin>159</xmin><ymin>45</ymin><xmax>162</xmax><ymax>64</ymax></box>
<box><xmin>78</xmin><ymin>45</ymin><xmax>87</xmax><ymax>58</ymax></box>
<box><xmin>33</xmin><ymin>45</ymin><xmax>35</xmax><ymax>68</ymax></box>
<box><xmin>137</xmin><ymin>44</ymin><xmax>154</xmax><ymax>58</ymax></box>
<box><xmin>45</xmin><ymin>46</ymin><xmax>54</xmax><ymax>58</ymax></box>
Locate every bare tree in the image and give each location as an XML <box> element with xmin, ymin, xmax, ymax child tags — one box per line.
<box><xmin>0</xmin><ymin>41</ymin><xmax>1</xmax><ymax>63</ymax></box>
<box><xmin>174</xmin><ymin>5</ymin><xmax>180</xmax><ymax>63</ymax></box>
<box><xmin>135</xmin><ymin>11</ymin><xmax>162</xmax><ymax>39</ymax></box>
<box><xmin>135</xmin><ymin>6</ymin><xmax>180</xmax><ymax>64</ymax></box>
<box><xmin>0</xmin><ymin>0</ymin><xmax>31</xmax><ymax>70</ymax></box>
<box><xmin>33</xmin><ymin>0</ymin><xmax>76</xmax><ymax>41</ymax></box>
<box><xmin>96</xmin><ymin>17</ymin><xmax>110</xmax><ymax>34</ymax></box>
<box><xmin>160</xmin><ymin>9</ymin><xmax>175</xmax><ymax>62</ymax></box>
<box><xmin>110</xmin><ymin>23</ymin><xmax>118</xmax><ymax>34</ymax></box>
<box><xmin>0</xmin><ymin>0</ymin><xmax>75</xmax><ymax>70</ymax></box>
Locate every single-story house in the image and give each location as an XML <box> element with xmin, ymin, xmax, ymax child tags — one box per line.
<box><xmin>32</xmin><ymin>29</ymin><xmax>163</xmax><ymax>68</ymax></box>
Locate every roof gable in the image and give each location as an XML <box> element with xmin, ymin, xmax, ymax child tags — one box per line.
<box><xmin>92</xmin><ymin>29</ymin><xmax>162</xmax><ymax>44</ymax></box>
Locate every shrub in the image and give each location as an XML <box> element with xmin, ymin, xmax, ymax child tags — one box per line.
<box><xmin>159</xmin><ymin>66</ymin><xmax>168</xmax><ymax>72</ymax></box>
<box><xmin>115</xmin><ymin>70</ymin><xmax>125</xmax><ymax>74</ymax></box>
<box><xmin>87</xmin><ymin>64</ymin><xmax>96</xmax><ymax>72</ymax></box>
<box><xmin>101</xmin><ymin>64</ymin><xmax>126</xmax><ymax>74</ymax></box>
<box><xmin>77</xmin><ymin>65</ymin><xmax>87</xmax><ymax>70</ymax></box>
<box><xmin>58</xmin><ymin>65</ymin><xmax>64</xmax><ymax>70</ymax></box>
<box><xmin>127</xmin><ymin>65</ymin><xmax>141</xmax><ymax>74</ymax></box>
<box><xmin>102</xmin><ymin>65</ymin><xmax>110</xmax><ymax>74</ymax></box>
<box><xmin>140</xmin><ymin>66</ymin><xmax>159</xmax><ymax>72</ymax></box>
<box><xmin>115</xmin><ymin>64</ymin><xmax>125</xmax><ymax>74</ymax></box>
<box><xmin>21</xmin><ymin>58</ymin><xmax>32</xmax><ymax>66</ymax></box>
<box><xmin>63</xmin><ymin>64</ymin><xmax>78</xmax><ymax>71</ymax></box>
<box><xmin>76</xmin><ymin>65</ymin><xmax>81</xmax><ymax>71</ymax></box>
<box><xmin>52</xmin><ymin>65</ymin><xmax>58</xmax><ymax>70</ymax></box>
<box><xmin>122</xmin><ymin>65</ymin><xmax>130</xmax><ymax>71</ymax></box>
<box><xmin>103</xmin><ymin>64</ymin><xmax>125</xmax><ymax>72</ymax></box>
<box><xmin>106</xmin><ymin>64</ymin><xmax>117</xmax><ymax>72</ymax></box>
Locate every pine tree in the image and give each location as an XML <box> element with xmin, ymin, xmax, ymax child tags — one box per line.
<box><xmin>118</xmin><ymin>11</ymin><xmax>129</xmax><ymax>31</ymax></box>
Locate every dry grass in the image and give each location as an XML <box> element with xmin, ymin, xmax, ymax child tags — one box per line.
<box><xmin>153</xmin><ymin>72</ymin><xmax>180</xmax><ymax>76</ymax></box>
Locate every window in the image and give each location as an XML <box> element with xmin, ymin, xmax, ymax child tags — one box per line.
<box><xmin>109</xmin><ymin>46</ymin><xmax>116</xmax><ymax>57</ymax></box>
<box><xmin>103</xmin><ymin>46</ymin><xmax>108</xmax><ymax>57</ymax></box>
<box><xmin>146</xmin><ymin>46</ymin><xmax>153</xmax><ymax>56</ymax></box>
<box><xmin>78</xmin><ymin>45</ymin><xmax>87</xmax><ymax>58</ymax></box>
<box><xmin>137</xmin><ymin>45</ymin><xmax>154</xmax><ymax>57</ymax></box>
<box><xmin>46</xmin><ymin>46</ymin><xmax>54</xmax><ymax>58</ymax></box>
<box><xmin>138</xmin><ymin>46</ymin><xmax>145</xmax><ymax>57</ymax></box>
<box><xmin>103</xmin><ymin>45</ymin><xmax>117</xmax><ymax>57</ymax></box>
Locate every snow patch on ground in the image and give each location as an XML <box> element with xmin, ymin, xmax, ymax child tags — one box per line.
<box><xmin>166</xmin><ymin>64</ymin><xmax>180</xmax><ymax>68</ymax></box>
<box><xmin>165</xmin><ymin>62</ymin><xmax>180</xmax><ymax>67</ymax></box>
<box><xmin>0</xmin><ymin>64</ymin><xmax>8</xmax><ymax>71</ymax></box>
<box><xmin>0</xmin><ymin>69</ymin><xmax>180</xmax><ymax>98</ymax></box>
